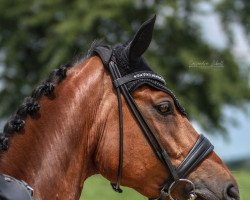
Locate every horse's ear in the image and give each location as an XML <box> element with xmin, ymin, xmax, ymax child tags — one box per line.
<box><xmin>125</xmin><ymin>15</ymin><xmax>156</xmax><ymax>63</ymax></box>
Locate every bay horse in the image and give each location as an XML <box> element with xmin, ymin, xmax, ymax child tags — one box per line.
<box><xmin>0</xmin><ymin>16</ymin><xmax>239</xmax><ymax>200</ymax></box>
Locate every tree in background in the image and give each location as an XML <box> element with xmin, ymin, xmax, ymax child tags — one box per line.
<box><xmin>0</xmin><ymin>0</ymin><xmax>249</xmax><ymax>133</ymax></box>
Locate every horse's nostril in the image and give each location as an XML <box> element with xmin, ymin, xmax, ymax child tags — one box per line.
<box><xmin>224</xmin><ymin>183</ymin><xmax>240</xmax><ymax>200</ymax></box>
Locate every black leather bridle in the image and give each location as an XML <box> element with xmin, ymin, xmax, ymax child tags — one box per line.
<box><xmin>94</xmin><ymin>45</ymin><xmax>214</xmax><ymax>200</ymax></box>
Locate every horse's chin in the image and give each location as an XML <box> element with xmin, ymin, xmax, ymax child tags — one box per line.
<box><xmin>194</xmin><ymin>188</ymin><xmax>221</xmax><ymax>200</ymax></box>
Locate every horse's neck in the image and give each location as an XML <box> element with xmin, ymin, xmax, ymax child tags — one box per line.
<box><xmin>0</xmin><ymin>57</ymin><xmax>106</xmax><ymax>200</ymax></box>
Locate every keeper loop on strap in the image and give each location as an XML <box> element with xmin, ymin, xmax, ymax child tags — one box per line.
<box><xmin>110</xmin><ymin>183</ymin><xmax>123</xmax><ymax>193</ymax></box>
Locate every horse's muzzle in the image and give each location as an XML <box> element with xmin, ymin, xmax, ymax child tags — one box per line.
<box><xmin>194</xmin><ymin>181</ymin><xmax>240</xmax><ymax>200</ymax></box>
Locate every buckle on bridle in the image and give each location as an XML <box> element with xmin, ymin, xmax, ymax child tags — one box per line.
<box><xmin>167</xmin><ymin>179</ymin><xmax>197</xmax><ymax>200</ymax></box>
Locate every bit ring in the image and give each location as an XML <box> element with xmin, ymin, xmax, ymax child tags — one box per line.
<box><xmin>168</xmin><ymin>179</ymin><xmax>197</xmax><ymax>200</ymax></box>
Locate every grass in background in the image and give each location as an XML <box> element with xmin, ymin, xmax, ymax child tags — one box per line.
<box><xmin>80</xmin><ymin>175</ymin><xmax>146</xmax><ymax>200</ymax></box>
<box><xmin>81</xmin><ymin>171</ymin><xmax>250</xmax><ymax>200</ymax></box>
<box><xmin>232</xmin><ymin>170</ymin><xmax>250</xmax><ymax>200</ymax></box>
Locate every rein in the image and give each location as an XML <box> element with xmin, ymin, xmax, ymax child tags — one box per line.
<box><xmin>94</xmin><ymin>45</ymin><xmax>214</xmax><ymax>200</ymax></box>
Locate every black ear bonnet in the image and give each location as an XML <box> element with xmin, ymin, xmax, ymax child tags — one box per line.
<box><xmin>93</xmin><ymin>15</ymin><xmax>186</xmax><ymax>115</ymax></box>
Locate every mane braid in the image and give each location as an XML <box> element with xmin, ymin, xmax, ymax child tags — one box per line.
<box><xmin>0</xmin><ymin>61</ymin><xmax>74</xmax><ymax>151</ymax></box>
<box><xmin>0</xmin><ymin>40</ymin><xmax>103</xmax><ymax>152</ymax></box>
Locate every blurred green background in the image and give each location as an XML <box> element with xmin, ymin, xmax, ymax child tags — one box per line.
<box><xmin>0</xmin><ymin>0</ymin><xmax>249</xmax><ymax>199</ymax></box>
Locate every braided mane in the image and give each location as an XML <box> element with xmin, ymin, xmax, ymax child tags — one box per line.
<box><xmin>0</xmin><ymin>63</ymin><xmax>72</xmax><ymax>151</ymax></box>
<box><xmin>0</xmin><ymin>41</ymin><xmax>101</xmax><ymax>151</ymax></box>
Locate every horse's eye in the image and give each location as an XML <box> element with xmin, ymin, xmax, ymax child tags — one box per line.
<box><xmin>156</xmin><ymin>102</ymin><xmax>173</xmax><ymax>115</ymax></box>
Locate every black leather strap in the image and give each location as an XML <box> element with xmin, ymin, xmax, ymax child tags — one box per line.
<box><xmin>177</xmin><ymin>134</ymin><xmax>214</xmax><ymax>178</ymax></box>
<box><xmin>109</xmin><ymin>59</ymin><xmax>124</xmax><ymax>193</ymax></box>
<box><xmin>156</xmin><ymin>135</ymin><xmax>214</xmax><ymax>198</ymax></box>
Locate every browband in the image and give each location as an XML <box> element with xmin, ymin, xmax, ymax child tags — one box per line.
<box><xmin>113</xmin><ymin>71</ymin><xmax>166</xmax><ymax>88</ymax></box>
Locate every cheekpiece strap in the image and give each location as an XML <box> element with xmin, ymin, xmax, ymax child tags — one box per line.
<box><xmin>113</xmin><ymin>71</ymin><xmax>166</xmax><ymax>88</ymax></box>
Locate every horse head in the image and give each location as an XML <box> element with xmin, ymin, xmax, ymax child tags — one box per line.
<box><xmin>94</xmin><ymin>16</ymin><xmax>239</xmax><ymax>200</ymax></box>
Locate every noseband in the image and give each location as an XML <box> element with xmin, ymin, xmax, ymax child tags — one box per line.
<box><xmin>94</xmin><ymin>45</ymin><xmax>214</xmax><ymax>200</ymax></box>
